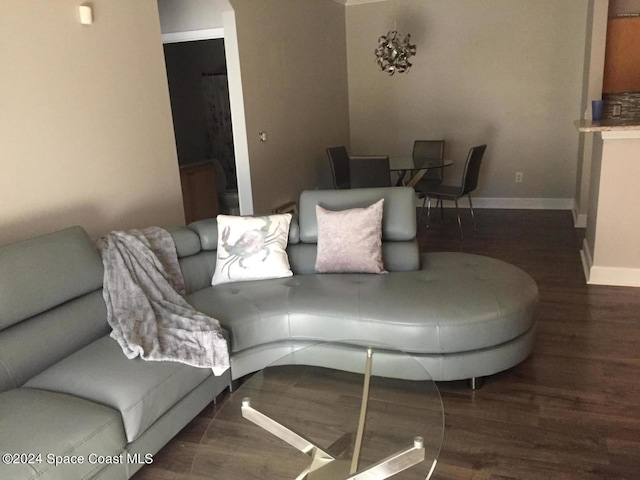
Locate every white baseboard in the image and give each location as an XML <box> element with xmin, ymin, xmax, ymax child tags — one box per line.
<box><xmin>580</xmin><ymin>238</ymin><xmax>593</xmax><ymax>283</ymax></box>
<box><xmin>572</xmin><ymin>200</ymin><xmax>588</xmax><ymax>228</ymax></box>
<box><xmin>414</xmin><ymin>196</ymin><xmax>574</xmax><ymax>210</ymax></box>
<box><xmin>573</xmin><ymin>212</ymin><xmax>587</xmax><ymax>228</ymax></box>
<box><xmin>587</xmin><ymin>266</ymin><xmax>640</xmax><ymax>287</ymax></box>
<box><xmin>581</xmin><ymin>238</ymin><xmax>640</xmax><ymax>287</ymax></box>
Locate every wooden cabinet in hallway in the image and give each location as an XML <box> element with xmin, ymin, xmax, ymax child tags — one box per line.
<box><xmin>179</xmin><ymin>161</ymin><xmax>219</xmax><ymax>224</ymax></box>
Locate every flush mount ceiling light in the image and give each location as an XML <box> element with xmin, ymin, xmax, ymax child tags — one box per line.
<box><xmin>375</xmin><ymin>30</ymin><xmax>416</xmax><ymax>75</ymax></box>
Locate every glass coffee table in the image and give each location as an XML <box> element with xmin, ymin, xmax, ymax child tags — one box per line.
<box><xmin>191</xmin><ymin>342</ymin><xmax>444</xmax><ymax>479</ymax></box>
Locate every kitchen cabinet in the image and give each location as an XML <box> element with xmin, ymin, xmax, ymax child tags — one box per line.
<box><xmin>603</xmin><ymin>16</ymin><xmax>640</xmax><ymax>93</ymax></box>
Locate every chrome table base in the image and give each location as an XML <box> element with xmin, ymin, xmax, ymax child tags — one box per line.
<box><xmin>241</xmin><ymin>398</ymin><xmax>431</xmax><ymax>479</ymax></box>
<box><xmin>240</xmin><ymin>348</ymin><xmax>436</xmax><ymax>479</ymax></box>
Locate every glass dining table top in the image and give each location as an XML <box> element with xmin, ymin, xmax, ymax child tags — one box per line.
<box><xmin>389</xmin><ymin>157</ymin><xmax>454</xmax><ymax>187</ymax></box>
<box><xmin>389</xmin><ymin>157</ymin><xmax>453</xmax><ymax>171</ymax></box>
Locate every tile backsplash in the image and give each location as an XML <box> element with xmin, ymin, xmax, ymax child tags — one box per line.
<box><xmin>602</xmin><ymin>92</ymin><xmax>640</xmax><ymax>121</ymax></box>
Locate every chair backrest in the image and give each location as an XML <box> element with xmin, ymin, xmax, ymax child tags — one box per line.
<box><xmin>412</xmin><ymin>140</ymin><xmax>445</xmax><ymax>183</ymax></box>
<box><xmin>461</xmin><ymin>144</ymin><xmax>487</xmax><ymax>195</ymax></box>
<box><xmin>350</xmin><ymin>156</ymin><xmax>392</xmax><ymax>188</ymax></box>
<box><xmin>326</xmin><ymin>146</ymin><xmax>351</xmax><ymax>189</ymax></box>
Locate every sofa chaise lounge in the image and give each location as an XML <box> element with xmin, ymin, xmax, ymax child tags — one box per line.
<box><xmin>0</xmin><ymin>186</ymin><xmax>537</xmax><ymax>480</ymax></box>
<box><xmin>179</xmin><ymin>187</ymin><xmax>538</xmax><ymax>382</ymax></box>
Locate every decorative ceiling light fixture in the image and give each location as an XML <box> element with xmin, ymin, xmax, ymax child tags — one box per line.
<box><xmin>375</xmin><ymin>30</ymin><xmax>416</xmax><ymax>75</ymax></box>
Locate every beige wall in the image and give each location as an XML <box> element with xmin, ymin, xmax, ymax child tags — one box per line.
<box><xmin>0</xmin><ymin>0</ymin><xmax>184</xmax><ymax>247</ymax></box>
<box><xmin>157</xmin><ymin>0</ymin><xmax>225</xmax><ymax>32</ymax></box>
<box><xmin>346</xmin><ymin>0</ymin><xmax>588</xmax><ymax>203</ymax></box>
<box><xmin>230</xmin><ymin>0</ymin><xmax>351</xmax><ymax>213</ymax></box>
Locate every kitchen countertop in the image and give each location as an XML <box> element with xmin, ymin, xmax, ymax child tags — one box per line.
<box><xmin>575</xmin><ymin>119</ymin><xmax>640</xmax><ymax>132</ymax></box>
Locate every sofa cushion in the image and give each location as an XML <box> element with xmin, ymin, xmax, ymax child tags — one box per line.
<box><xmin>186</xmin><ymin>253</ymin><xmax>538</xmax><ymax>356</ymax></box>
<box><xmin>315</xmin><ymin>199</ymin><xmax>385</xmax><ymax>274</ymax></box>
<box><xmin>0</xmin><ymin>291</ymin><xmax>109</xmax><ymax>393</ymax></box>
<box><xmin>186</xmin><ymin>279</ymin><xmax>294</xmax><ymax>353</ymax></box>
<box><xmin>0</xmin><ymin>226</ymin><xmax>104</xmax><ymax>330</ymax></box>
<box><xmin>24</xmin><ymin>335</ymin><xmax>215</xmax><ymax>443</ymax></box>
<box><xmin>288</xmin><ymin>241</ymin><xmax>421</xmax><ymax>275</ymax></box>
<box><xmin>0</xmin><ymin>388</ymin><xmax>126</xmax><ymax>480</ymax></box>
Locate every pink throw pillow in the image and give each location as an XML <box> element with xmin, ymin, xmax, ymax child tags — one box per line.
<box><xmin>315</xmin><ymin>199</ymin><xmax>386</xmax><ymax>274</ymax></box>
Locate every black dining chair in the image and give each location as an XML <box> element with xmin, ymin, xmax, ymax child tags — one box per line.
<box><xmin>326</xmin><ymin>146</ymin><xmax>351</xmax><ymax>189</ymax></box>
<box><xmin>349</xmin><ymin>155</ymin><xmax>392</xmax><ymax>188</ymax></box>
<box><xmin>419</xmin><ymin>144</ymin><xmax>487</xmax><ymax>239</ymax></box>
<box><xmin>326</xmin><ymin>146</ymin><xmax>391</xmax><ymax>188</ymax></box>
<box><xmin>412</xmin><ymin>140</ymin><xmax>445</xmax><ymax>190</ymax></box>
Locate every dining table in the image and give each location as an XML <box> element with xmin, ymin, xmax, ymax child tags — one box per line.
<box><xmin>389</xmin><ymin>157</ymin><xmax>454</xmax><ymax>188</ymax></box>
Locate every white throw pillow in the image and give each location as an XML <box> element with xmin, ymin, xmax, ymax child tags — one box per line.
<box><xmin>315</xmin><ymin>199</ymin><xmax>386</xmax><ymax>274</ymax></box>
<box><xmin>211</xmin><ymin>214</ymin><xmax>293</xmax><ymax>285</ymax></box>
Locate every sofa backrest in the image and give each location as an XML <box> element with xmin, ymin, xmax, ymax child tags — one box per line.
<box><xmin>169</xmin><ymin>225</ymin><xmax>217</xmax><ymax>295</ymax></box>
<box><xmin>0</xmin><ymin>226</ymin><xmax>108</xmax><ymax>393</ymax></box>
<box><xmin>290</xmin><ymin>187</ymin><xmax>419</xmax><ymax>273</ymax></box>
<box><xmin>172</xmin><ymin>187</ymin><xmax>420</xmax><ymax>292</ymax></box>
<box><xmin>171</xmin><ymin>214</ymin><xmax>303</xmax><ymax>294</ymax></box>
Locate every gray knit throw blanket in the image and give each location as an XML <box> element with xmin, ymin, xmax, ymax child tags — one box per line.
<box><xmin>95</xmin><ymin>227</ymin><xmax>229</xmax><ymax>375</ymax></box>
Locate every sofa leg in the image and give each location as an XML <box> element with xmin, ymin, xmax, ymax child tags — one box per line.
<box><xmin>229</xmin><ymin>379</ymin><xmax>241</xmax><ymax>393</ymax></box>
<box><xmin>468</xmin><ymin>377</ymin><xmax>484</xmax><ymax>390</ymax></box>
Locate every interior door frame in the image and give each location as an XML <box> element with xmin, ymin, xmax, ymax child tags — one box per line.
<box><xmin>162</xmin><ymin>28</ymin><xmax>224</xmax><ymax>44</ymax></box>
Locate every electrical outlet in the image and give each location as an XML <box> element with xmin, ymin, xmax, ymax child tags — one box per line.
<box><xmin>612</xmin><ymin>104</ymin><xmax>622</xmax><ymax>117</ymax></box>
<box><xmin>515</xmin><ymin>172</ymin><xmax>523</xmax><ymax>183</ymax></box>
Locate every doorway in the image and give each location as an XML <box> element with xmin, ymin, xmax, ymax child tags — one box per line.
<box><xmin>162</xmin><ymin>39</ymin><xmax>239</xmax><ymax>223</ymax></box>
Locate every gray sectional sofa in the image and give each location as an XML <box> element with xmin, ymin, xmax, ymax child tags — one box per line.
<box><xmin>0</xmin><ymin>226</ymin><xmax>231</xmax><ymax>480</ymax></box>
<box><xmin>0</xmin><ymin>186</ymin><xmax>538</xmax><ymax>480</ymax></box>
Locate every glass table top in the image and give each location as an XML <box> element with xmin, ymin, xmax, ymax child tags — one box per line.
<box><xmin>389</xmin><ymin>157</ymin><xmax>454</xmax><ymax>171</ymax></box>
<box><xmin>191</xmin><ymin>342</ymin><xmax>444</xmax><ymax>480</ymax></box>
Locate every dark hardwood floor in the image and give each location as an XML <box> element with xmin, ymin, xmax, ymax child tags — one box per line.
<box><xmin>133</xmin><ymin>208</ymin><xmax>640</xmax><ymax>480</ymax></box>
